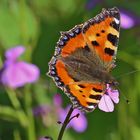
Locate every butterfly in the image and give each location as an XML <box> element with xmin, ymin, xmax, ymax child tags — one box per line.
<box><xmin>48</xmin><ymin>7</ymin><xmax>120</xmax><ymax>112</ymax></box>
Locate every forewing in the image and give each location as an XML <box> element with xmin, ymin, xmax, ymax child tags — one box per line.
<box><xmin>48</xmin><ymin>25</ymin><xmax>86</xmax><ymax>88</ymax></box>
<box><xmin>82</xmin><ymin>7</ymin><xmax>120</xmax><ymax>70</ymax></box>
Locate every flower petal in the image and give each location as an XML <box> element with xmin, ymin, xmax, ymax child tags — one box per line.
<box><xmin>98</xmin><ymin>94</ymin><xmax>114</xmax><ymax>112</ymax></box>
<box><xmin>69</xmin><ymin>108</ymin><xmax>87</xmax><ymax>133</ymax></box>
<box><xmin>33</xmin><ymin>105</ymin><xmax>50</xmax><ymax>116</ymax></box>
<box><xmin>120</xmin><ymin>11</ymin><xmax>135</xmax><ymax>29</ymax></box>
<box><xmin>108</xmin><ymin>89</ymin><xmax>119</xmax><ymax>104</ymax></box>
<box><xmin>5</xmin><ymin>46</ymin><xmax>25</xmax><ymax>61</ymax></box>
<box><xmin>1</xmin><ymin>62</ymin><xmax>40</xmax><ymax>88</ymax></box>
<box><xmin>53</xmin><ymin>94</ymin><xmax>62</xmax><ymax>107</ymax></box>
<box><xmin>58</xmin><ymin>106</ymin><xmax>87</xmax><ymax>132</ymax></box>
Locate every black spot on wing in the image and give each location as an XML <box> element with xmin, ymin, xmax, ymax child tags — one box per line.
<box><xmin>107</xmin><ymin>33</ymin><xmax>119</xmax><ymax>46</ymax></box>
<box><xmin>87</xmin><ymin>102</ymin><xmax>97</xmax><ymax>107</ymax></box>
<box><xmin>96</xmin><ymin>33</ymin><xmax>100</xmax><ymax>37</ymax></box>
<box><xmin>73</xmin><ymin>78</ymin><xmax>79</xmax><ymax>82</ymax></box>
<box><xmin>84</xmin><ymin>45</ymin><xmax>90</xmax><ymax>51</ymax></box>
<box><xmin>79</xmin><ymin>85</ymin><xmax>86</xmax><ymax>88</ymax></box>
<box><xmin>92</xmin><ymin>88</ymin><xmax>102</xmax><ymax>92</ymax></box>
<box><xmin>79</xmin><ymin>90</ymin><xmax>83</xmax><ymax>93</ymax></box>
<box><xmin>101</xmin><ymin>30</ymin><xmax>105</xmax><ymax>33</ymax></box>
<box><xmin>104</xmin><ymin>48</ymin><xmax>115</xmax><ymax>56</ymax></box>
<box><xmin>89</xmin><ymin>95</ymin><xmax>102</xmax><ymax>100</ymax></box>
<box><xmin>110</xmin><ymin>21</ymin><xmax>119</xmax><ymax>31</ymax></box>
<box><xmin>91</xmin><ymin>41</ymin><xmax>99</xmax><ymax>46</ymax></box>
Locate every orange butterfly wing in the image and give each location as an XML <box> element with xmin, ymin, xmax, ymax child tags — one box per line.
<box><xmin>54</xmin><ymin>59</ymin><xmax>105</xmax><ymax>111</ymax></box>
<box><xmin>48</xmin><ymin>25</ymin><xmax>86</xmax><ymax>87</ymax></box>
<box><xmin>48</xmin><ymin>7</ymin><xmax>120</xmax><ymax>112</ymax></box>
<box><xmin>83</xmin><ymin>7</ymin><xmax>120</xmax><ymax>70</ymax></box>
<box><xmin>48</xmin><ymin>25</ymin><xmax>105</xmax><ymax>111</ymax></box>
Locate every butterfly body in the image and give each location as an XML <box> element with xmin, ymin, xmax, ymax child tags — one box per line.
<box><xmin>60</xmin><ymin>46</ymin><xmax>115</xmax><ymax>84</ymax></box>
<box><xmin>48</xmin><ymin>7</ymin><xmax>120</xmax><ymax>112</ymax></box>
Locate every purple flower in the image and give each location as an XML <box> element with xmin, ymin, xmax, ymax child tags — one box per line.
<box><xmin>34</xmin><ymin>94</ymin><xmax>87</xmax><ymax>132</ymax></box>
<box><xmin>33</xmin><ymin>105</ymin><xmax>50</xmax><ymax>116</ymax></box>
<box><xmin>33</xmin><ymin>104</ymin><xmax>51</xmax><ymax>127</ymax></box>
<box><xmin>68</xmin><ymin>107</ymin><xmax>87</xmax><ymax>133</ymax></box>
<box><xmin>58</xmin><ymin>105</ymin><xmax>87</xmax><ymax>133</ymax></box>
<box><xmin>0</xmin><ymin>46</ymin><xmax>40</xmax><ymax>88</ymax></box>
<box><xmin>33</xmin><ymin>94</ymin><xmax>62</xmax><ymax>117</ymax></box>
<box><xmin>33</xmin><ymin>94</ymin><xmax>62</xmax><ymax>127</ymax></box>
<box><xmin>53</xmin><ymin>94</ymin><xmax>62</xmax><ymax>107</ymax></box>
<box><xmin>47</xmin><ymin>94</ymin><xmax>88</xmax><ymax>133</ymax></box>
<box><xmin>120</xmin><ymin>9</ymin><xmax>140</xmax><ymax>29</ymax></box>
<box><xmin>98</xmin><ymin>84</ymin><xmax>119</xmax><ymax>112</ymax></box>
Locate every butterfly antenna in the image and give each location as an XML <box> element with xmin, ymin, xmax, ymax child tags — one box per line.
<box><xmin>114</xmin><ymin>69</ymin><xmax>140</xmax><ymax>103</ymax></box>
<box><xmin>113</xmin><ymin>84</ymin><xmax>130</xmax><ymax>104</ymax></box>
<box><xmin>115</xmin><ymin>69</ymin><xmax>140</xmax><ymax>80</ymax></box>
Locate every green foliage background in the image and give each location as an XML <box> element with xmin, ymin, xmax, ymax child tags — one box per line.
<box><xmin>0</xmin><ymin>0</ymin><xmax>140</xmax><ymax>140</ymax></box>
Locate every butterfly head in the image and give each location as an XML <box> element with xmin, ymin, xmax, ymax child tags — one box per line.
<box><xmin>106</xmin><ymin>78</ymin><xmax>119</xmax><ymax>90</ymax></box>
<box><xmin>102</xmin><ymin>72</ymin><xmax>118</xmax><ymax>86</ymax></box>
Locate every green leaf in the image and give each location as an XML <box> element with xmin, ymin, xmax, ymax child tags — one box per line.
<box><xmin>0</xmin><ymin>2</ymin><xmax>38</xmax><ymax>48</ymax></box>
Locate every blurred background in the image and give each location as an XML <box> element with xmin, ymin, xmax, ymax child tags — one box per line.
<box><xmin>0</xmin><ymin>0</ymin><xmax>140</xmax><ymax>140</ymax></box>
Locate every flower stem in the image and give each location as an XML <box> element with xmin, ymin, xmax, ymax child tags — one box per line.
<box><xmin>68</xmin><ymin>113</ymin><xmax>80</xmax><ymax>124</ymax></box>
<box><xmin>6</xmin><ymin>88</ymin><xmax>28</xmax><ymax>126</ymax></box>
<box><xmin>6</xmin><ymin>88</ymin><xmax>21</xmax><ymax>110</ymax></box>
<box><xmin>24</xmin><ymin>86</ymin><xmax>36</xmax><ymax>140</ymax></box>
<box><xmin>57</xmin><ymin>105</ymin><xmax>74</xmax><ymax>140</ymax></box>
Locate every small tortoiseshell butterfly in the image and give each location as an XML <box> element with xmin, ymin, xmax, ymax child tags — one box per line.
<box><xmin>48</xmin><ymin>7</ymin><xmax>120</xmax><ymax>112</ymax></box>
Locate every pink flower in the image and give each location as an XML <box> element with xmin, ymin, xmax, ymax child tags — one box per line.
<box><xmin>120</xmin><ymin>11</ymin><xmax>135</xmax><ymax>29</ymax></box>
<box><xmin>0</xmin><ymin>46</ymin><xmax>40</xmax><ymax>88</ymax></box>
<box><xmin>54</xmin><ymin>94</ymin><xmax>88</xmax><ymax>133</ymax></box>
<box><xmin>120</xmin><ymin>9</ymin><xmax>140</xmax><ymax>29</ymax></box>
<box><xmin>58</xmin><ymin>105</ymin><xmax>87</xmax><ymax>133</ymax></box>
<box><xmin>33</xmin><ymin>94</ymin><xmax>87</xmax><ymax>133</ymax></box>
<box><xmin>68</xmin><ymin>108</ymin><xmax>87</xmax><ymax>133</ymax></box>
<box><xmin>98</xmin><ymin>84</ymin><xmax>119</xmax><ymax>112</ymax></box>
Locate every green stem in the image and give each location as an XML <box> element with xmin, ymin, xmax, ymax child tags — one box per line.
<box><xmin>6</xmin><ymin>87</ymin><xmax>28</xmax><ymax>127</ymax></box>
<box><xmin>13</xmin><ymin>129</ymin><xmax>22</xmax><ymax>140</ymax></box>
<box><xmin>6</xmin><ymin>87</ymin><xmax>21</xmax><ymax>109</ymax></box>
<box><xmin>24</xmin><ymin>86</ymin><xmax>36</xmax><ymax>140</ymax></box>
<box><xmin>57</xmin><ymin>105</ymin><xmax>74</xmax><ymax>140</ymax></box>
<box><xmin>0</xmin><ymin>106</ymin><xmax>17</xmax><ymax>121</ymax></box>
